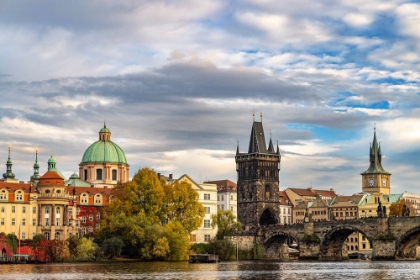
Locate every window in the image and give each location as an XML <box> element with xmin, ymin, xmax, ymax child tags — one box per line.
<box><xmin>12</xmin><ymin>206</ymin><xmax>15</xmax><ymax>213</ymax></box>
<box><xmin>88</xmin><ymin>226</ymin><xmax>93</xmax><ymax>232</ymax></box>
<box><xmin>89</xmin><ymin>214</ymin><xmax>93</xmax><ymax>221</ymax></box>
<box><xmin>45</xmin><ymin>207</ymin><xmax>50</xmax><ymax>214</ymax></box>
<box><xmin>96</xmin><ymin>223</ymin><xmax>100</xmax><ymax>229</ymax></box>
<box><xmin>81</xmin><ymin>227</ymin><xmax>86</xmax><ymax>236</ymax></box>
<box><xmin>84</xmin><ymin>169</ymin><xmax>88</xmax><ymax>181</ymax></box>
<box><xmin>22</xmin><ymin>232</ymin><xmax>26</xmax><ymax>239</ymax></box>
<box><xmin>22</xmin><ymin>206</ymin><xmax>26</xmax><ymax>213</ymax></box>
<box><xmin>56</xmin><ymin>207</ymin><xmax>60</xmax><ymax>214</ymax></box>
<box><xmin>204</xmin><ymin>234</ymin><xmax>211</xmax><ymax>242</ymax></box>
<box><xmin>55</xmin><ymin>232</ymin><xmax>60</xmax><ymax>240</ymax></box>
<box><xmin>96</xmin><ymin>212</ymin><xmax>100</xmax><ymax>220</ymax></box>
<box><xmin>1</xmin><ymin>218</ymin><xmax>3</xmax><ymax>225</ymax></box>
<box><xmin>33</xmin><ymin>219</ymin><xmax>36</xmax><ymax>226</ymax></box>
<box><xmin>1</xmin><ymin>206</ymin><xmax>4</xmax><ymax>213</ymax></box>
<box><xmin>33</xmin><ymin>206</ymin><xmax>36</xmax><ymax>214</ymax></box>
<box><xmin>45</xmin><ymin>218</ymin><xmax>49</xmax><ymax>226</ymax></box>
<box><xmin>22</xmin><ymin>219</ymin><xmax>26</xmax><ymax>226</ymax></box>
<box><xmin>217</xmin><ymin>195</ymin><xmax>219</xmax><ymax>201</ymax></box>
<box><xmin>231</xmin><ymin>195</ymin><xmax>233</xmax><ymax>201</ymax></box>
<box><xmin>362</xmin><ymin>243</ymin><xmax>366</xmax><ymax>249</ymax></box>
<box><xmin>112</xmin><ymin>169</ymin><xmax>117</xmax><ymax>180</ymax></box>
<box><xmin>231</xmin><ymin>206</ymin><xmax>233</xmax><ymax>211</ymax></box>
<box><xmin>221</xmin><ymin>205</ymin><xmax>224</xmax><ymax>210</ymax></box>
<box><xmin>190</xmin><ymin>234</ymin><xmax>196</xmax><ymax>242</ymax></box>
<box><xmin>33</xmin><ymin>232</ymin><xmax>36</xmax><ymax>238</ymax></box>
<box><xmin>204</xmin><ymin>219</ymin><xmax>211</xmax><ymax>228</ymax></box>
<box><xmin>12</xmin><ymin>218</ymin><xmax>15</xmax><ymax>226</ymax></box>
<box><xmin>0</xmin><ymin>192</ymin><xmax>7</xmax><ymax>200</ymax></box>
<box><xmin>16</xmin><ymin>191</ymin><xmax>23</xmax><ymax>201</ymax></box>
<box><xmin>82</xmin><ymin>216</ymin><xmax>86</xmax><ymax>223</ymax></box>
<box><xmin>56</xmin><ymin>218</ymin><xmax>60</xmax><ymax>226</ymax></box>
<box><xmin>96</xmin><ymin>169</ymin><xmax>102</xmax><ymax>180</ymax></box>
<box><xmin>221</xmin><ymin>195</ymin><xmax>224</xmax><ymax>201</ymax></box>
<box><xmin>81</xmin><ymin>194</ymin><xmax>88</xmax><ymax>204</ymax></box>
<box><xmin>95</xmin><ymin>195</ymin><xmax>102</xmax><ymax>204</ymax></box>
<box><xmin>205</xmin><ymin>207</ymin><xmax>210</xmax><ymax>214</ymax></box>
<box><xmin>44</xmin><ymin>232</ymin><xmax>50</xmax><ymax>240</ymax></box>
<box><xmin>69</xmin><ymin>208</ymin><xmax>73</xmax><ymax>216</ymax></box>
<box><xmin>76</xmin><ymin>208</ymin><xmax>80</xmax><ymax>215</ymax></box>
<box><xmin>204</xmin><ymin>193</ymin><xmax>210</xmax><ymax>200</ymax></box>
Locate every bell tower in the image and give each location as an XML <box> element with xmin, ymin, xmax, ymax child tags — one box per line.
<box><xmin>361</xmin><ymin>126</ymin><xmax>391</xmax><ymax>194</ymax></box>
<box><xmin>236</xmin><ymin>113</ymin><xmax>281</xmax><ymax>232</ymax></box>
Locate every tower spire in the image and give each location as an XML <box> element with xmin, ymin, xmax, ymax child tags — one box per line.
<box><xmin>236</xmin><ymin>139</ymin><xmax>239</xmax><ymax>155</ymax></box>
<box><xmin>3</xmin><ymin>145</ymin><xmax>15</xmax><ymax>180</ymax></box>
<box><xmin>268</xmin><ymin>130</ymin><xmax>275</xmax><ymax>153</ymax></box>
<box><xmin>31</xmin><ymin>148</ymin><xmax>40</xmax><ymax>184</ymax></box>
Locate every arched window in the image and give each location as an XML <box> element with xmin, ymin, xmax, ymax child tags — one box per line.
<box><xmin>45</xmin><ymin>207</ymin><xmax>50</xmax><ymax>214</ymax></box>
<box><xmin>56</xmin><ymin>207</ymin><xmax>60</xmax><ymax>214</ymax></box>
<box><xmin>84</xmin><ymin>169</ymin><xmax>88</xmax><ymax>181</ymax></box>
<box><xmin>95</xmin><ymin>194</ymin><xmax>102</xmax><ymax>204</ymax></box>
<box><xmin>112</xmin><ymin>170</ymin><xmax>117</xmax><ymax>180</ymax></box>
<box><xmin>81</xmin><ymin>194</ymin><xmax>88</xmax><ymax>204</ymax></box>
<box><xmin>44</xmin><ymin>232</ymin><xmax>50</xmax><ymax>240</ymax></box>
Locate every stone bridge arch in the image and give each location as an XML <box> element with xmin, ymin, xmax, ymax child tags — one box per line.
<box><xmin>263</xmin><ymin>231</ymin><xmax>299</xmax><ymax>259</ymax></box>
<box><xmin>396</xmin><ymin>226</ymin><xmax>420</xmax><ymax>260</ymax></box>
<box><xmin>320</xmin><ymin>225</ymin><xmax>372</xmax><ymax>261</ymax></box>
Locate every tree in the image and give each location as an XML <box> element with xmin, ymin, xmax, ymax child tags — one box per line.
<box><xmin>109</xmin><ymin>168</ymin><xmax>165</xmax><ymax>222</ymax></box>
<box><xmin>163</xmin><ymin>180</ymin><xmax>205</xmax><ymax>233</ymax></box>
<box><xmin>208</xmin><ymin>238</ymin><xmax>236</xmax><ymax>261</ymax></box>
<box><xmin>5</xmin><ymin>233</ymin><xmax>18</xmax><ymax>253</ymax></box>
<box><xmin>67</xmin><ymin>235</ymin><xmax>80</xmax><ymax>259</ymax></box>
<box><xmin>211</xmin><ymin>210</ymin><xmax>242</xmax><ymax>240</ymax></box>
<box><xmin>76</xmin><ymin>237</ymin><xmax>96</xmax><ymax>261</ymax></box>
<box><xmin>389</xmin><ymin>199</ymin><xmax>416</xmax><ymax>216</ymax></box>
<box><xmin>102</xmin><ymin>236</ymin><xmax>124</xmax><ymax>259</ymax></box>
<box><xmin>164</xmin><ymin>221</ymin><xmax>190</xmax><ymax>260</ymax></box>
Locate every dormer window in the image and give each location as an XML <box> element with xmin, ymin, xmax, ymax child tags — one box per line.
<box><xmin>81</xmin><ymin>194</ymin><xmax>88</xmax><ymax>204</ymax></box>
<box><xmin>45</xmin><ymin>190</ymin><xmax>50</xmax><ymax>194</ymax></box>
<box><xmin>94</xmin><ymin>194</ymin><xmax>102</xmax><ymax>205</ymax></box>
<box><xmin>0</xmin><ymin>190</ymin><xmax>7</xmax><ymax>200</ymax></box>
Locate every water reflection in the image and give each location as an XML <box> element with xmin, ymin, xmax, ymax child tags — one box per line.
<box><xmin>1</xmin><ymin>261</ymin><xmax>420</xmax><ymax>280</ymax></box>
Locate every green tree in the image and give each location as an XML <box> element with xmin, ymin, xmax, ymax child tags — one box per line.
<box><xmin>164</xmin><ymin>221</ymin><xmax>190</xmax><ymax>260</ymax></box>
<box><xmin>390</xmin><ymin>199</ymin><xmax>416</xmax><ymax>216</ymax></box>
<box><xmin>211</xmin><ymin>210</ymin><xmax>242</xmax><ymax>240</ymax></box>
<box><xmin>163</xmin><ymin>180</ymin><xmax>205</xmax><ymax>233</ymax></box>
<box><xmin>67</xmin><ymin>235</ymin><xmax>80</xmax><ymax>259</ymax></box>
<box><xmin>76</xmin><ymin>237</ymin><xmax>96</xmax><ymax>261</ymax></box>
<box><xmin>208</xmin><ymin>239</ymin><xmax>236</xmax><ymax>261</ymax></box>
<box><xmin>5</xmin><ymin>233</ymin><xmax>18</xmax><ymax>253</ymax></box>
<box><xmin>102</xmin><ymin>236</ymin><xmax>124</xmax><ymax>259</ymax></box>
<box><xmin>110</xmin><ymin>168</ymin><xmax>164</xmax><ymax>221</ymax></box>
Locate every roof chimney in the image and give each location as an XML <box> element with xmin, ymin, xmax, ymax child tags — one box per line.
<box><xmin>169</xmin><ymin>174</ymin><xmax>173</xmax><ymax>179</ymax></box>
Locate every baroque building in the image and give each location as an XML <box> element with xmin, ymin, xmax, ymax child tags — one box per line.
<box><xmin>236</xmin><ymin>116</ymin><xmax>281</xmax><ymax>232</ymax></box>
<box><xmin>79</xmin><ymin>124</ymin><xmax>129</xmax><ymax>188</ymax></box>
<box><xmin>361</xmin><ymin>127</ymin><xmax>391</xmax><ymax>195</ymax></box>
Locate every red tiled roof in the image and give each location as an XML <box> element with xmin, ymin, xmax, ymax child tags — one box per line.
<box><xmin>38</xmin><ymin>171</ymin><xmax>65</xmax><ymax>186</ymax></box>
<box><xmin>205</xmin><ymin>180</ymin><xmax>237</xmax><ymax>192</ymax></box>
<box><xmin>0</xmin><ymin>181</ymin><xmax>31</xmax><ymax>192</ymax></box>
<box><xmin>279</xmin><ymin>191</ymin><xmax>292</xmax><ymax>205</ymax></box>
<box><xmin>65</xmin><ymin>186</ymin><xmax>113</xmax><ymax>197</ymax></box>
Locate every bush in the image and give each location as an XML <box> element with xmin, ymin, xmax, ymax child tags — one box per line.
<box><xmin>190</xmin><ymin>243</ymin><xmax>211</xmax><ymax>254</ymax></box>
<box><xmin>208</xmin><ymin>239</ymin><xmax>236</xmax><ymax>261</ymax></box>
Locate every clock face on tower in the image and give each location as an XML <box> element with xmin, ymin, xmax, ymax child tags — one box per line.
<box><xmin>368</xmin><ymin>179</ymin><xmax>374</xmax><ymax>187</ymax></box>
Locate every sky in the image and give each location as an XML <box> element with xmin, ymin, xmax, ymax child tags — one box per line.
<box><xmin>0</xmin><ymin>0</ymin><xmax>420</xmax><ymax>195</ymax></box>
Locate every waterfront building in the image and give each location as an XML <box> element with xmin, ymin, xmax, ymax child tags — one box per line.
<box><xmin>285</xmin><ymin>187</ymin><xmax>336</xmax><ymax>207</ymax></box>
<box><xmin>278</xmin><ymin>191</ymin><xmax>292</xmax><ymax>225</ymax></box>
<box><xmin>401</xmin><ymin>192</ymin><xmax>420</xmax><ymax>216</ymax></box>
<box><xmin>361</xmin><ymin>127</ymin><xmax>391</xmax><ymax>195</ymax></box>
<box><xmin>236</xmin><ymin>114</ymin><xmax>281</xmax><ymax>232</ymax></box>
<box><xmin>79</xmin><ymin>123</ymin><xmax>130</xmax><ymax>188</ymax></box>
<box><xmin>178</xmin><ymin>174</ymin><xmax>218</xmax><ymax>243</ymax></box>
<box><xmin>292</xmin><ymin>195</ymin><xmax>330</xmax><ymax>223</ymax></box>
<box><xmin>205</xmin><ymin>179</ymin><xmax>237</xmax><ymax>218</ymax></box>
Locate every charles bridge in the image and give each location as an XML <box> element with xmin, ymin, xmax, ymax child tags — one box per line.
<box><xmin>236</xmin><ymin>217</ymin><xmax>420</xmax><ymax>260</ymax></box>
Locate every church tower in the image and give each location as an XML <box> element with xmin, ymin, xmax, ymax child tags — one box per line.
<box><xmin>236</xmin><ymin>114</ymin><xmax>281</xmax><ymax>232</ymax></box>
<box><xmin>361</xmin><ymin>127</ymin><xmax>391</xmax><ymax>195</ymax></box>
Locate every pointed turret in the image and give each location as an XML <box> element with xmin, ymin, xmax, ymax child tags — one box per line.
<box><xmin>236</xmin><ymin>140</ymin><xmax>239</xmax><ymax>155</ymax></box>
<box><xmin>276</xmin><ymin>139</ymin><xmax>280</xmax><ymax>155</ymax></box>
<box><xmin>248</xmin><ymin>121</ymin><xmax>268</xmax><ymax>153</ymax></box>
<box><xmin>3</xmin><ymin>145</ymin><xmax>16</xmax><ymax>180</ymax></box>
<box><xmin>31</xmin><ymin>149</ymin><xmax>41</xmax><ymax>184</ymax></box>
<box><xmin>362</xmin><ymin>127</ymin><xmax>389</xmax><ymax>175</ymax></box>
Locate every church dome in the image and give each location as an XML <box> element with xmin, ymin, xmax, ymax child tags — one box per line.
<box><xmin>81</xmin><ymin>124</ymin><xmax>127</xmax><ymax>164</ymax></box>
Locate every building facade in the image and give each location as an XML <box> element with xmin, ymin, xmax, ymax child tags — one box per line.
<box><xmin>205</xmin><ymin>180</ymin><xmax>237</xmax><ymax>218</ymax></box>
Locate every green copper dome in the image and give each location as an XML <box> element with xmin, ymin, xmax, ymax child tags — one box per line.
<box><xmin>81</xmin><ymin>124</ymin><xmax>127</xmax><ymax>164</ymax></box>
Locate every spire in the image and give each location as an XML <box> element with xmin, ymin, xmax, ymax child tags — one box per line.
<box><xmin>276</xmin><ymin>139</ymin><xmax>280</xmax><ymax>154</ymax></box>
<box><xmin>361</xmin><ymin>125</ymin><xmax>390</xmax><ymax>175</ymax></box>
<box><xmin>3</xmin><ymin>145</ymin><xmax>15</xmax><ymax>179</ymax></box>
<box><xmin>31</xmin><ymin>148</ymin><xmax>41</xmax><ymax>182</ymax></box>
<box><xmin>236</xmin><ymin>140</ymin><xmax>239</xmax><ymax>155</ymax></box>
<box><xmin>268</xmin><ymin>130</ymin><xmax>275</xmax><ymax>153</ymax></box>
<box><xmin>248</xmin><ymin>120</ymin><xmax>268</xmax><ymax>153</ymax></box>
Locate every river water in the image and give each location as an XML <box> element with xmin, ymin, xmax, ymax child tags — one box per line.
<box><xmin>0</xmin><ymin>261</ymin><xmax>419</xmax><ymax>280</ymax></box>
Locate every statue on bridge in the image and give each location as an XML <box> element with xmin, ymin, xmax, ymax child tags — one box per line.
<box><xmin>402</xmin><ymin>203</ymin><xmax>410</xmax><ymax>217</ymax></box>
<box><xmin>377</xmin><ymin>200</ymin><xmax>384</xmax><ymax>218</ymax></box>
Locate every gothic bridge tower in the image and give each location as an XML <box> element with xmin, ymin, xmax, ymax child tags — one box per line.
<box><xmin>236</xmin><ymin>114</ymin><xmax>281</xmax><ymax>232</ymax></box>
<box><xmin>361</xmin><ymin>126</ymin><xmax>391</xmax><ymax>195</ymax></box>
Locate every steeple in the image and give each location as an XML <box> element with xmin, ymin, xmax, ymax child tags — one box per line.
<box><xmin>276</xmin><ymin>139</ymin><xmax>280</xmax><ymax>155</ymax></box>
<box><xmin>268</xmin><ymin>131</ymin><xmax>275</xmax><ymax>153</ymax></box>
<box><xmin>362</xmin><ymin>126</ymin><xmax>389</xmax><ymax>175</ymax></box>
<box><xmin>31</xmin><ymin>149</ymin><xmax>41</xmax><ymax>183</ymax></box>
<box><xmin>236</xmin><ymin>140</ymin><xmax>239</xmax><ymax>155</ymax></box>
<box><xmin>248</xmin><ymin>119</ymin><xmax>268</xmax><ymax>153</ymax></box>
<box><xmin>3</xmin><ymin>145</ymin><xmax>15</xmax><ymax>180</ymax></box>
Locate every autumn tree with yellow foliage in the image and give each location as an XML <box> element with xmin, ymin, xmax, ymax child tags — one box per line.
<box><xmin>389</xmin><ymin>199</ymin><xmax>416</xmax><ymax>216</ymax></box>
<box><xmin>98</xmin><ymin>168</ymin><xmax>204</xmax><ymax>260</ymax></box>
